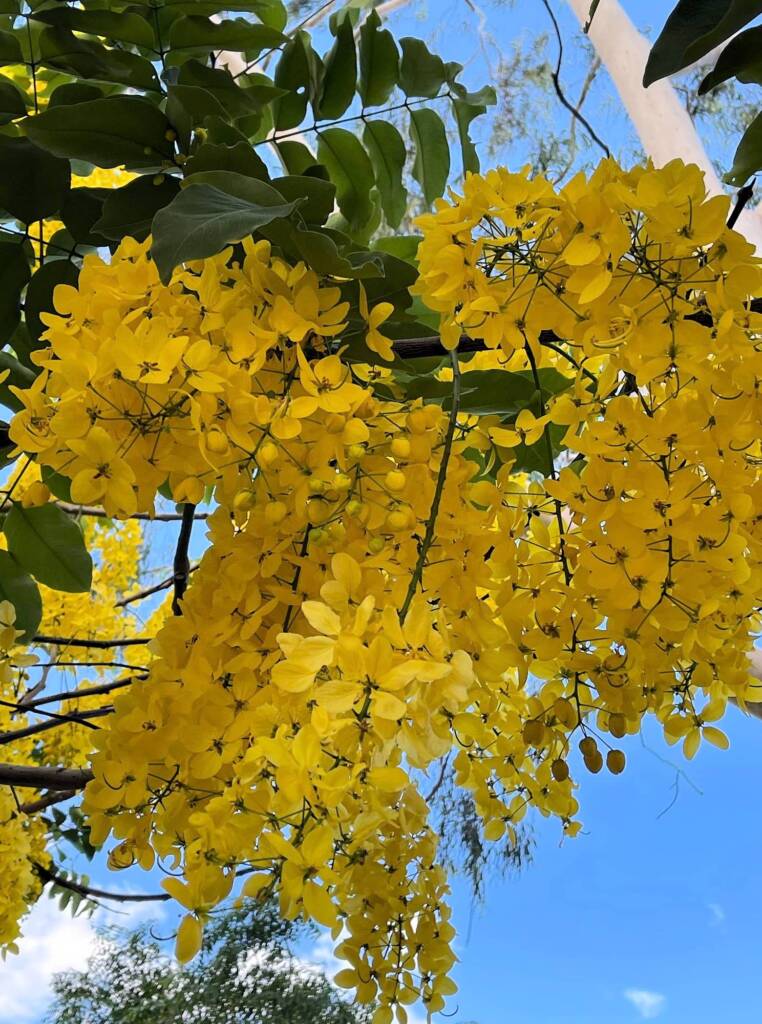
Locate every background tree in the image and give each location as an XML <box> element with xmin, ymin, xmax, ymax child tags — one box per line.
<box><xmin>46</xmin><ymin>900</ymin><xmax>372</xmax><ymax>1024</ymax></box>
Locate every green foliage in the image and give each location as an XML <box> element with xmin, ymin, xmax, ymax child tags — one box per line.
<box><xmin>645</xmin><ymin>0</ymin><xmax>762</xmax><ymax>182</ymax></box>
<box><xmin>46</xmin><ymin>901</ymin><xmax>372</xmax><ymax>1024</ymax></box>
<box><xmin>3</xmin><ymin>502</ymin><xmax>93</xmax><ymax>593</ymax></box>
<box><xmin>0</xmin><ymin>550</ymin><xmax>41</xmax><ymax>639</ymax></box>
<box><xmin>0</xmin><ymin>0</ymin><xmax>497</xmax><ymax>623</ymax></box>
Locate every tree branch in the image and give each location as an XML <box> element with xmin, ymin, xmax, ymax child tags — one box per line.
<box><xmin>0</xmin><ymin>708</ymin><xmax>112</xmax><ymax>746</ymax></box>
<box><xmin>57</xmin><ymin>502</ymin><xmax>209</xmax><ymax>522</ymax></box>
<box><xmin>172</xmin><ymin>503</ymin><xmax>196</xmax><ymax>615</ymax></box>
<box><xmin>33</xmin><ymin>635</ymin><xmax>151</xmax><ymax>649</ymax></box>
<box><xmin>0</xmin><ymin>763</ymin><xmax>93</xmax><ymax>790</ymax></box>
<box><xmin>20</xmin><ymin>790</ymin><xmax>77</xmax><ymax>814</ymax></box>
<box><xmin>34</xmin><ymin>862</ymin><xmax>170</xmax><ymax>903</ymax></box>
<box><xmin>24</xmin><ymin>675</ymin><xmax>142</xmax><ymax>710</ymax></box>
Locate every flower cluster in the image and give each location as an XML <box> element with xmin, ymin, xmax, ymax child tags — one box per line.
<box><xmin>6</xmin><ymin>159</ymin><xmax>762</xmax><ymax>1022</ymax></box>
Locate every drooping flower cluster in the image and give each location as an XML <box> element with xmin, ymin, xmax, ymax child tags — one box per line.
<box><xmin>5</xmin><ymin>158</ymin><xmax>762</xmax><ymax>1021</ymax></box>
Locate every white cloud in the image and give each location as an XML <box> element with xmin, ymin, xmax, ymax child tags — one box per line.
<box><xmin>624</xmin><ymin>988</ymin><xmax>666</xmax><ymax>1020</ymax></box>
<box><xmin>0</xmin><ymin>896</ymin><xmax>97</xmax><ymax>1023</ymax></box>
<box><xmin>0</xmin><ymin>889</ymin><xmax>166</xmax><ymax>1024</ymax></box>
<box><xmin>708</xmin><ymin>902</ymin><xmax>725</xmax><ymax>925</ymax></box>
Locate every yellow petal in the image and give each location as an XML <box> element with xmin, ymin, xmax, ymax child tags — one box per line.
<box><xmin>175</xmin><ymin>914</ymin><xmax>203</xmax><ymax>964</ymax></box>
<box><xmin>301</xmin><ymin>600</ymin><xmax>342</xmax><ymax>636</ymax></box>
<box><xmin>302</xmin><ymin>881</ymin><xmax>338</xmax><ymax>928</ymax></box>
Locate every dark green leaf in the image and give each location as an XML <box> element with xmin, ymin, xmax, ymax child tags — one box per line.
<box><xmin>0</xmin><ymin>137</ymin><xmax>70</xmax><ymax>224</ymax></box>
<box><xmin>358</xmin><ymin>9</ymin><xmax>399</xmax><ymax>107</ymax></box>
<box><xmin>273</xmin><ymin>32</ymin><xmax>321</xmax><ymax>129</ymax></box>
<box><xmin>30</xmin><ymin>8</ymin><xmax>155</xmax><ymax>49</ymax></box>
<box><xmin>131</xmin><ymin>0</ymin><xmax>286</xmax><ymax>19</ymax></box>
<box><xmin>0</xmin><ymin>76</ymin><xmax>25</xmax><ymax>123</ymax></box>
<box><xmin>399</xmin><ymin>36</ymin><xmax>446</xmax><ymax>98</ymax></box>
<box><xmin>275</xmin><ymin>139</ymin><xmax>318</xmax><ymax>175</ymax></box>
<box><xmin>317</xmin><ymin>127</ymin><xmax>375</xmax><ymax>229</ymax></box>
<box><xmin>318</xmin><ymin>14</ymin><xmax>356</xmax><ymax>119</ymax></box>
<box><xmin>0</xmin><ymin>241</ymin><xmax>30</xmax><ymax>346</ymax></box>
<box><xmin>177</xmin><ymin>60</ymin><xmax>260</xmax><ymax>118</ymax></box>
<box><xmin>150</xmin><ymin>183</ymin><xmax>300</xmax><ymax>283</ymax></box>
<box><xmin>0</xmin><ymin>347</ymin><xmax>34</xmax><ymax>411</ymax></box>
<box><xmin>410</xmin><ymin>107</ymin><xmax>450</xmax><ymax>206</ymax></box>
<box><xmin>60</xmin><ymin>187</ymin><xmax>110</xmax><ymax>247</ymax></box>
<box><xmin>23</xmin><ymin>96</ymin><xmax>173</xmax><ymax>168</ymax></box>
<box><xmin>361</xmin><ymin>252</ymin><xmax>417</xmax><ymax>311</ymax></box>
<box><xmin>185</xmin><ymin>141</ymin><xmax>269</xmax><ymax>181</ymax></box>
<box><xmin>25</xmin><ymin>258</ymin><xmax>79</xmax><ymax>347</ymax></box>
<box><xmin>511</xmin><ymin>423</ymin><xmax>566</xmax><ymax>476</ymax></box>
<box><xmin>0</xmin><ymin>551</ymin><xmax>42</xmax><ymax>640</ymax></box>
<box><xmin>170</xmin><ymin>16</ymin><xmax>284</xmax><ymax>51</ymax></box>
<box><xmin>644</xmin><ymin>0</ymin><xmax>762</xmax><ymax>85</ymax></box>
<box><xmin>4</xmin><ymin>502</ymin><xmax>93</xmax><ymax>593</ymax></box>
<box><xmin>726</xmin><ymin>111</ymin><xmax>762</xmax><ymax>184</ymax></box>
<box><xmin>0</xmin><ymin>29</ymin><xmax>22</xmax><ymax>65</ymax></box>
<box><xmin>96</xmin><ymin>175</ymin><xmax>182</xmax><ymax>243</ymax></box>
<box><xmin>271</xmin><ymin>175</ymin><xmax>335</xmax><ymax>224</ymax></box>
<box><xmin>399</xmin><ymin>367</ymin><xmax>570</xmax><ymax>415</ymax></box>
<box><xmin>48</xmin><ymin>82</ymin><xmax>104</xmax><ymax>108</ymax></box>
<box><xmin>699</xmin><ymin>25</ymin><xmax>762</xmax><ymax>92</ymax></box>
<box><xmin>38</xmin><ymin>26</ymin><xmax>160</xmax><ymax>91</ymax></box>
<box><xmin>261</xmin><ymin>221</ymin><xmax>383</xmax><ymax>278</ymax></box>
<box><xmin>363</xmin><ymin>120</ymin><xmax>406</xmax><ymax>228</ymax></box>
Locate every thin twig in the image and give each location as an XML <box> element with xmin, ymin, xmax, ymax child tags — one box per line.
<box><xmin>24</xmin><ymin>675</ymin><xmax>142</xmax><ymax>710</ymax></box>
<box><xmin>399</xmin><ymin>351</ymin><xmax>462</xmax><ymax>622</ymax></box>
<box><xmin>20</xmin><ymin>790</ymin><xmax>76</xmax><ymax>814</ymax></box>
<box><xmin>0</xmin><ymin>708</ymin><xmax>112</xmax><ymax>745</ymax></box>
<box><xmin>116</xmin><ymin>566</ymin><xmax>198</xmax><ymax>608</ymax></box>
<box><xmin>540</xmin><ymin>0</ymin><xmax>611</xmax><ymax>158</ymax></box>
<box><xmin>728</xmin><ymin>182</ymin><xmax>755</xmax><ymax>229</ymax></box>
<box><xmin>56</xmin><ymin>502</ymin><xmax>209</xmax><ymax>521</ymax></box>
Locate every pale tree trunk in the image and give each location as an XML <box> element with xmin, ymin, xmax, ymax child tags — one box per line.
<box><xmin>565</xmin><ymin>0</ymin><xmax>762</xmax><ymax>249</ymax></box>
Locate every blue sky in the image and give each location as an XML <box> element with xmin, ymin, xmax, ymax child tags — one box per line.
<box><xmin>3</xmin><ymin>3</ymin><xmax>762</xmax><ymax>1023</ymax></box>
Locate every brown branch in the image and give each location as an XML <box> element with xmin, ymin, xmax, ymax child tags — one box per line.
<box><xmin>0</xmin><ymin>708</ymin><xmax>112</xmax><ymax>746</ymax></box>
<box><xmin>34</xmin><ymin>862</ymin><xmax>170</xmax><ymax>903</ymax></box>
<box><xmin>172</xmin><ymin>503</ymin><xmax>197</xmax><ymax>615</ymax></box>
<box><xmin>24</xmin><ymin>675</ymin><xmax>142</xmax><ymax>710</ymax></box>
<box><xmin>20</xmin><ymin>790</ymin><xmax>77</xmax><ymax>814</ymax></box>
<box><xmin>0</xmin><ymin>763</ymin><xmax>93</xmax><ymax>790</ymax></box>
<box><xmin>56</xmin><ymin>502</ymin><xmax>209</xmax><ymax>522</ymax></box>
<box><xmin>33</xmin><ymin>635</ymin><xmax>151</xmax><ymax>649</ymax></box>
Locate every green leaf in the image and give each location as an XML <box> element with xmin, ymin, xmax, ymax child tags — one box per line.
<box><xmin>48</xmin><ymin>83</ymin><xmax>104</xmax><ymax>108</ymax></box>
<box><xmin>644</xmin><ymin>0</ymin><xmax>762</xmax><ymax>85</ymax></box>
<box><xmin>0</xmin><ymin>348</ymin><xmax>34</xmax><ymax>412</ymax></box>
<box><xmin>358</xmin><ymin>9</ymin><xmax>399</xmax><ymax>107</ymax></box>
<box><xmin>168</xmin><ymin>16</ymin><xmax>284</xmax><ymax>53</ymax></box>
<box><xmin>38</xmin><ymin>25</ymin><xmax>160</xmax><ymax>92</ymax></box>
<box><xmin>0</xmin><ymin>551</ymin><xmax>42</xmax><ymax>641</ymax></box>
<box><xmin>410</xmin><ymin>108</ymin><xmax>450</xmax><ymax>206</ymax></box>
<box><xmin>699</xmin><ymin>25</ymin><xmax>762</xmax><ymax>92</ymax></box>
<box><xmin>363</xmin><ymin>120</ymin><xmax>406</xmax><ymax>228</ymax></box>
<box><xmin>260</xmin><ymin>221</ymin><xmax>383</xmax><ymax>278</ymax></box>
<box><xmin>275</xmin><ymin>139</ymin><xmax>318</xmax><ymax>175</ymax></box>
<box><xmin>94</xmin><ymin>174</ymin><xmax>181</xmax><ymax>242</ymax></box>
<box><xmin>177</xmin><ymin>60</ymin><xmax>260</xmax><ymax>119</ymax></box>
<box><xmin>271</xmin><ymin>175</ymin><xmax>336</xmax><ymax>224</ymax></box>
<box><xmin>372</xmin><ymin>234</ymin><xmax>421</xmax><ymax>263</ymax></box>
<box><xmin>273</xmin><ymin>32</ymin><xmax>321</xmax><ymax>129</ymax></box>
<box><xmin>41</xmin><ymin>466</ymin><xmax>72</xmax><ymax>503</ymax></box>
<box><xmin>150</xmin><ymin>183</ymin><xmax>301</xmax><ymax>283</ymax></box>
<box><xmin>399</xmin><ymin>367</ymin><xmax>571</xmax><ymax>415</ymax></box>
<box><xmin>511</xmin><ymin>423</ymin><xmax>567</xmax><ymax>476</ymax></box>
<box><xmin>399</xmin><ymin>36</ymin><xmax>446</xmax><ymax>98</ymax></box>
<box><xmin>317</xmin><ymin>127</ymin><xmax>375</xmax><ymax>229</ymax></box>
<box><xmin>0</xmin><ymin>241</ymin><xmax>30</xmax><ymax>345</ymax></box>
<box><xmin>30</xmin><ymin>7</ymin><xmax>155</xmax><ymax>48</ymax></box>
<box><xmin>0</xmin><ymin>29</ymin><xmax>23</xmax><ymax>66</ymax></box>
<box><xmin>318</xmin><ymin>15</ymin><xmax>356</xmax><ymax>119</ymax></box>
<box><xmin>726</xmin><ymin>111</ymin><xmax>762</xmax><ymax>184</ymax></box>
<box><xmin>0</xmin><ymin>136</ymin><xmax>70</xmax><ymax>224</ymax></box>
<box><xmin>184</xmin><ymin>141</ymin><xmax>270</xmax><ymax>181</ymax></box>
<box><xmin>0</xmin><ymin>76</ymin><xmax>25</xmax><ymax>124</ymax></box>
<box><xmin>25</xmin><ymin>258</ymin><xmax>79</xmax><ymax>347</ymax></box>
<box><xmin>4</xmin><ymin>503</ymin><xmax>93</xmax><ymax>594</ymax></box>
<box><xmin>23</xmin><ymin>96</ymin><xmax>173</xmax><ymax>169</ymax></box>
<box><xmin>60</xmin><ymin>187</ymin><xmax>110</xmax><ymax>247</ymax></box>
<box><xmin>131</xmin><ymin>0</ymin><xmax>286</xmax><ymax>19</ymax></box>
<box><xmin>452</xmin><ymin>86</ymin><xmax>495</xmax><ymax>175</ymax></box>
